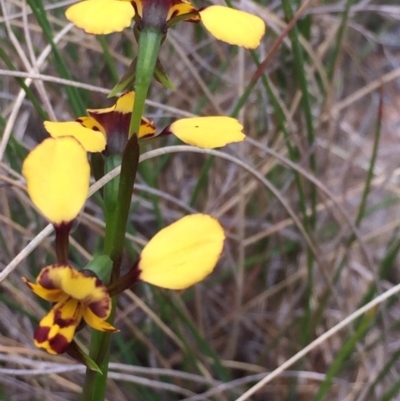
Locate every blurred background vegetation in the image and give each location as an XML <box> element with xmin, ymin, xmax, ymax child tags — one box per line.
<box><xmin>1</xmin><ymin>0</ymin><xmax>400</xmax><ymax>400</ymax></box>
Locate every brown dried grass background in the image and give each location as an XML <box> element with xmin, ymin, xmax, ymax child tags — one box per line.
<box><xmin>1</xmin><ymin>0</ymin><xmax>400</xmax><ymax>400</ymax></box>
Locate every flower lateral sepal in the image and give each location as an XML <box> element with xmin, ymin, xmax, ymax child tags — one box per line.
<box><xmin>107</xmin><ymin>215</ymin><xmax>225</xmax><ymax>294</ymax></box>
<box><xmin>139</xmin><ymin>214</ymin><xmax>225</xmax><ymax>290</ymax></box>
<box><xmin>160</xmin><ymin>116</ymin><xmax>246</xmax><ymax>149</ymax></box>
<box><xmin>23</xmin><ymin>265</ymin><xmax>118</xmax><ymax>355</ymax></box>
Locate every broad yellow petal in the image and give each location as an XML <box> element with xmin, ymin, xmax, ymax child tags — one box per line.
<box><xmin>22</xmin><ymin>137</ymin><xmax>90</xmax><ymax>224</ymax></box>
<box><xmin>44</xmin><ymin>121</ymin><xmax>106</xmax><ymax>152</ymax></box>
<box><xmin>83</xmin><ymin>308</ymin><xmax>118</xmax><ymax>332</ymax></box>
<box><xmin>139</xmin><ymin>214</ymin><xmax>225</xmax><ymax>289</ymax></box>
<box><xmin>34</xmin><ymin>298</ymin><xmax>83</xmax><ymax>354</ymax></box>
<box><xmin>199</xmin><ymin>6</ymin><xmax>265</xmax><ymax>49</ymax></box>
<box><xmin>66</xmin><ymin>0</ymin><xmax>135</xmax><ymax>35</ymax></box>
<box><xmin>168</xmin><ymin>116</ymin><xmax>245</xmax><ymax>148</ymax></box>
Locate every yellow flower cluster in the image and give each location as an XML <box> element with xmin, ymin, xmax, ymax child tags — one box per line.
<box><xmin>21</xmin><ymin>0</ymin><xmax>265</xmax><ymax>357</ymax></box>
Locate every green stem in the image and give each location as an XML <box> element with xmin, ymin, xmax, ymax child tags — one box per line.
<box><xmin>81</xmin><ymin>26</ymin><xmax>161</xmax><ymax>401</ymax></box>
<box><xmin>81</xmin><ymin>137</ymin><xmax>140</xmax><ymax>401</ymax></box>
<box><xmin>129</xmin><ymin>28</ymin><xmax>163</xmax><ymax>137</ymax></box>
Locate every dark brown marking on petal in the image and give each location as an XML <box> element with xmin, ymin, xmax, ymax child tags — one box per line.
<box><xmin>49</xmin><ymin>334</ymin><xmax>70</xmax><ymax>354</ymax></box>
<box><xmin>92</xmin><ymin>126</ymin><xmax>100</xmax><ymax>132</ymax></box>
<box><xmin>34</xmin><ymin>326</ymin><xmax>51</xmax><ymax>344</ymax></box>
<box><xmin>38</xmin><ymin>268</ymin><xmax>58</xmax><ymax>289</ymax></box>
<box><xmin>87</xmin><ymin>299</ymin><xmax>109</xmax><ymax>319</ymax></box>
<box><xmin>76</xmin><ymin>117</ymin><xmax>84</xmax><ymax>124</ymax></box>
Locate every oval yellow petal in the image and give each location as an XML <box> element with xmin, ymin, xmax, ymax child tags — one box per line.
<box><xmin>44</xmin><ymin>121</ymin><xmax>106</xmax><ymax>152</ymax></box>
<box><xmin>22</xmin><ymin>137</ymin><xmax>90</xmax><ymax>224</ymax></box>
<box><xmin>139</xmin><ymin>214</ymin><xmax>225</xmax><ymax>289</ymax></box>
<box><xmin>168</xmin><ymin>116</ymin><xmax>245</xmax><ymax>148</ymax></box>
<box><xmin>66</xmin><ymin>0</ymin><xmax>135</xmax><ymax>35</ymax></box>
<box><xmin>199</xmin><ymin>5</ymin><xmax>265</xmax><ymax>49</ymax></box>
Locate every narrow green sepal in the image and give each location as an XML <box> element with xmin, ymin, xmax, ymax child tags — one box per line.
<box><xmin>83</xmin><ymin>255</ymin><xmax>113</xmax><ymax>283</ymax></box>
<box><xmin>66</xmin><ymin>341</ymin><xmax>102</xmax><ymax>373</ymax></box>
<box><xmin>109</xmin><ymin>56</ymin><xmax>174</xmax><ymax>97</ymax></box>
<box><xmin>109</xmin><ymin>59</ymin><xmax>137</xmax><ymax>98</ymax></box>
<box><xmin>154</xmin><ymin>59</ymin><xmax>175</xmax><ymax>90</ymax></box>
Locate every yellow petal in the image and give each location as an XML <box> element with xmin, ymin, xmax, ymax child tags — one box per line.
<box><xmin>66</xmin><ymin>0</ymin><xmax>135</xmax><ymax>35</ymax></box>
<box><xmin>87</xmin><ymin>92</ymin><xmax>133</xmax><ymax>115</ymax></box>
<box><xmin>168</xmin><ymin>116</ymin><xmax>245</xmax><ymax>148</ymax></box>
<box><xmin>199</xmin><ymin>5</ymin><xmax>265</xmax><ymax>49</ymax></box>
<box><xmin>114</xmin><ymin>91</ymin><xmax>134</xmax><ymax>113</ymax></box>
<box><xmin>34</xmin><ymin>298</ymin><xmax>83</xmax><ymax>354</ymax></box>
<box><xmin>44</xmin><ymin>121</ymin><xmax>106</xmax><ymax>152</ymax></box>
<box><xmin>139</xmin><ymin>214</ymin><xmax>225</xmax><ymax>289</ymax></box>
<box><xmin>139</xmin><ymin>117</ymin><xmax>156</xmax><ymax>139</ymax></box>
<box><xmin>22</xmin><ymin>277</ymin><xmax>66</xmax><ymax>302</ymax></box>
<box><xmin>83</xmin><ymin>308</ymin><xmax>118</xmax><ymax>332</ymax></box>
<box><xmin>22</xmin><ymin>137</ymin><xmax>90</xmax><ymax>224</ymax></box>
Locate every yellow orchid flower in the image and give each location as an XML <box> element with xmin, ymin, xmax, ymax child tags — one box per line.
<box><xmin>22</xmin><ymin>137</ymin><xmax>90</xmax><ymax>225</ymax></box>
<box><xmin>66</xmin><ymin>0</ymin><xmax>265</xmax><ymax>49</ymax></box>
<box><xmin>44</xmin><ymin>92</ymin><xmax>155</xmax><ymax>154</ymax></box>
<box><xmin>23</xmin><ymin>265</ymin><xmax>117</xmax><ymax>355</ymax></box>
<box><xmin>44</xmin><ymin>91</ymin><xmax>245</xmax><ymax>151</ymax></box>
